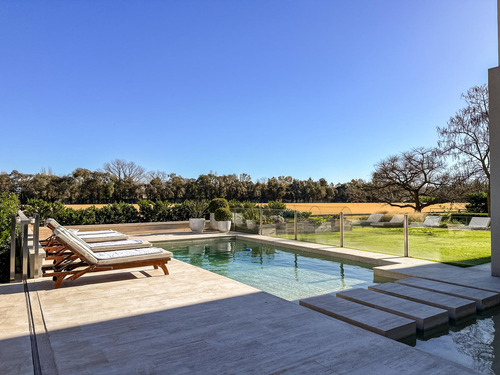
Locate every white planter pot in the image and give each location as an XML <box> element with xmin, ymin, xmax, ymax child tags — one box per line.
<box><xmin>217</xmin><ymin>220</ymin><xmax>232</xmax><ymax>232</ymax></box>
<box><xmin>210</xmin><ymin>213</ymin><xmax>218</xmax><ymax>230</ymax></box>
<box><xmin>189</xmin><ymin>218</ymin><xmax>205</xmax><ymax>233</ymax></box>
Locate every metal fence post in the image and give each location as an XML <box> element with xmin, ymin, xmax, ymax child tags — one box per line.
<box><xmin>294</xmin><ymin>210</ymin><xmax>298</xmax><ymax>240</ymax></box>
<box><xmin>232</xmin><ymin>212</ymin><xmax>236</xmax><ymax>232</ymax></box>
<box><xmin>404</xmin><ymin>214</ymin><xmax>409</xmax><ymax>257</ymax></box>
<box><xmin>259</xmin><ymin>207</ymin><xmax>263</xmax><ymax>235</ymax></box>
<box><xmin>340</xmin><ymin>212</ymin><xmax>344</xmax><ymax>248</ymax></box>
<box><xmin>22</xmin><ymin>221</ymin><xmax>29</xmax><ymax>280</ymax></box>
<box><xmin>31</xmin><ymin>214</ymin><xmax>40</xmax><ymax>278</ymax></box>
<box><xmin>10</xmin><ymin>215</ymin><xmax>16</xmax><ymax>281</ymax></box>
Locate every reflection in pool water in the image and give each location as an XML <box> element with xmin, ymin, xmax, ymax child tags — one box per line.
<box><xmin>416</xmin><ymin>311</ymin><xmax>500</xmax><ymax>374</ymax></box>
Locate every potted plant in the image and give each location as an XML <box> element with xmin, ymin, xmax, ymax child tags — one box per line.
<box><xmin>185</xmin><ymin>200</ymin><xmax>209</xmax><ymax>233</ymax></box>
<box><xmin>214</xmin><ymin>207</ymin><xmax>232</xmax><ymax>232</ymax></box>
<box><xmin>208</xmin><ymin>198</ymin><xmax>229</xmax><ymax>230</ymax></box>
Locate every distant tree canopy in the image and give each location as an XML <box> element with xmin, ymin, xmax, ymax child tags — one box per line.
<box><xmin>0</xmin><ymin>161</ymin><xmax>357</xmax><ymax>204</ymax></box>
<box><xmin>370</xmin><ymin>148</ymin><xmax>457</xmax><ymax>212</ymax></box>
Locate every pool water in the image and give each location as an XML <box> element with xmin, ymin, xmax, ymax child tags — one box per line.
<box><xmin>415</xmin><ymin>310</ymin><xmax>500</xmax><ymax>374</ymax></box>
<box><xmin>158</xmin><ymin>238</ymin><xmax>375</xmax><ymax>301</ymax></box>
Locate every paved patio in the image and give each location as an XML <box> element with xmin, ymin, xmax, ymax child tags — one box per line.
<box><xmin>4</xmin><ymin>232</ymin><xmax>500</xmax><ymax>374</ymax></box>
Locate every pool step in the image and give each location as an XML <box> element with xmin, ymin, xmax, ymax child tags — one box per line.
<box><xmin>336</xmin><ymin>288</ymin><xmax>449</xmax><ymax>331</ymax></box>
<box><xmin>368</xmin><ymin>283</ymin><xmax>476</xmax><ymax>321</ymax></box>
<box><xmin>299</xmin><ymin>294</ymin><xmax>416</xmax><ymax>341</ymax></box>
<box><xmin>396</xmin><ymin>277</ymin><xmax>500</xmax><ymax>311</ymax></box>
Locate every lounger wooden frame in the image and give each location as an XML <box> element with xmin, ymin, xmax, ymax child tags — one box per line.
<box><xmin>42</xmin><ymin>229</ymin><xmax>171</xmax><ymax>289</ymax></box>
<box><xmin>44</xmin><ymin>259</ymin><xmax>170</xmax><ymax>289</ymax></box>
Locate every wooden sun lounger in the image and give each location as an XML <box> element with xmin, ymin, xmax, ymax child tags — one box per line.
<box><xmin>42</xmin><ymin>228</ymin><xmax>172</xmax><ymax>289</ymax></box>
<box><xmin>41</xmin><ymin>218</ymin><xmax>129</xmax><ymax>250</ymax></box>
<box><xmin>45</xmin><ymin>238</ymin><xmax>153</xmax><ymax>264</ymax></box>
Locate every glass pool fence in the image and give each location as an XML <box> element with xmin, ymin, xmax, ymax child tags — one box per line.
<box><xmin>229</xmin><ymin>208</ymin><xmax>491</xmax><ymax>267</ymax></box>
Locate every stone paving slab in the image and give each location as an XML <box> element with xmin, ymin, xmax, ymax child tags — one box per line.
<box><xmin>299</xmin><ymin>294</ymin><xmax>416</xmax><ymax>341</ymax></box>
<box><xmin>0</xmin><ymin>283</ymin><xmax>33</xmax><ymax>375</ymax></box>
<box><xmin>396</xmin><ymin>277</ymin><xmax>500</xmax><ymax>311</ymax></box>
<box><xmin>337</xmin><ymin>288</ymin><xmax>449</xmax><ymax>331</ymax></box>
<box><xmin>28</xmin><ymin>260</ymin><xmax>478</xmax><ymax>374</ymax></box>
<box><xmin>369</xmin><ymin>282</ymin><xmax>477</xmax><ymax>321</ymax></box>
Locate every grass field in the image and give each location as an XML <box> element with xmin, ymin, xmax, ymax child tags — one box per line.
<box><xmin>281</xmin><ymin>226</ymin><xmax>490</xmax><ymax>266</ymax></box>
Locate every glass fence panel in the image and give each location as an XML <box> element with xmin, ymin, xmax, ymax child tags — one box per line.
<box><xmin>260</xmin><ymin>207</ymin><xmax>295</xmax><ymax>238</ymax></box>
<box><xmin>408</xmin><ymin>213</ymin><xmax>491</xmax><ymax>266</ymax></box>
<box><xmin>343</xmin><ymin>213</ymin><xmax>405</xmax><ymax>256</ymax></box>
<box><xmin>231</xmin><ymin>207</ymin><xmax>260</xmax><ymax>234</ymax></box>
<box><xmin>295</xmin><ymin>213</ymin><xmax>341</xmax><ymax>247</ymax></box>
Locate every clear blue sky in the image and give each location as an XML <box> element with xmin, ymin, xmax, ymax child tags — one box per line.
<box><xmin>0</xmin><ymin>0</ymin><xmax>497</xmax><ymax>183</ymax></box>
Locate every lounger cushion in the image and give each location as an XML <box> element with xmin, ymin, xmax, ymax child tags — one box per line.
<box><xmin>468</xmin><ymin>217</ymin><xmax>491</xmax><ymax>229</ymax></box>
<box><xmin>79</xmin><ymin>233</ymin><xmax>129</xmax><ymax>243</ymax></box>
<box><xmin>53</xmin><ymin>228</ymin><xmax>99</xmax><ymax>265</ymax></box>
<box><xmin>77</xmin><ymin>229</ymin><xmax>118</xmax><ymax>236</ymax></box>
<box><xmin>366</xmin><ymin>214</ymin><xmax>384</xmax><ymax>223</ymax></box>
<box><xmin>423</xmin><ymin>216</ymin><xmax>442</xmax><ymax>227</ymax></box>
<box><xmin>95</xmin><ymin>247</ymin><xmax>170</xmax><ymax>260</ymax></box>
<box><xmin>89</xmin><ymin>239</ymin><xmax>152</xmax><ymax>252</ymax></box>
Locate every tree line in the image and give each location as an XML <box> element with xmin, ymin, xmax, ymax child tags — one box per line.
<box><xmin>0</xmin><ymin>165</ymin><xmax>375</xmax><ymax>205</ymax></box>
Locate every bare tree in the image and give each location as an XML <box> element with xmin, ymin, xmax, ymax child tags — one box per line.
<box><xmin>437</xmin><ymin>84</ymin><xmax>490</xmax><ymax>213</ymax></box>
<box><xmin>103</xmin><ymin>159</ymin><xmax>146</xmax><ymax>182</ymax></box>
<box><xmin>370</xmin><ymin>147</ymin><xmax>456</xmax><ymax>212</ymax></box>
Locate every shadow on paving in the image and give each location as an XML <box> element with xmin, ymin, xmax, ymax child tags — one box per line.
<box><xmin>30</xmin><ymin>283</ymin><xmax>477</xmax><ymax>374</ymax></box>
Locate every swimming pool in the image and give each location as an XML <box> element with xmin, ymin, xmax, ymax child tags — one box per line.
<box><xmin>158</xmin><ymin>238</ymin><xmax>375</xmax><ymax>301</ymax></box>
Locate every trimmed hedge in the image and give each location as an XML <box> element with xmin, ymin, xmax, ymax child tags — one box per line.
<box><xmin>22</xmin><ymin>199</ymin><xmax>195</xmax><ymax>226</ymax></box>
<box><xmin>0</xmin><ymin>193</ymin><xmax>20</xmax><ymax>282</ymax></box>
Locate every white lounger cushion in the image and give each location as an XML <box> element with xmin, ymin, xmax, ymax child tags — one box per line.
<box><xmin>423</xmin><ymin>215</ymin><xmax>442</xmax><ymax>227</ymax></box>
<box><xmin>468</xmin><ymin>217</ymin><xmax>491</xmax><ymax>229</ymax></box>
<box><xmin>54</xmin><ymin>228</ymin><xmax>99</xmax><ymax>264</ymax></box>
<box><xmin>54</xmin><ymin>227</ymin><xmax>172</xmax><ymax>265</ymax></box>
<box><xmin>366</xmin><ymin>214</ymin><xmax>384</xmax><ymax>223</ymax></box>
<box><xmin>76</xmin><ymin>229</ymin><xmax>117</xmax><ymax>236</ymax></box>
<box><xmin>88</xmin><ymin>239</ymin><xmax>152</xmax><ymax>252</ymax></box>
<box><xmin>95</xmin><ymin>247</ymin><xmax>166</xmax><ymax>260</ymax></box>
<box><xmin>78</xmin><ymin>232</ymin><xmax>129</xmax><ymax>243</ymax></box>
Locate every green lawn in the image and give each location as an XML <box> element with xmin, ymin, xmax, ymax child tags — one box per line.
<box><xmin>280</xmin><ymin>226</ymin><xmax>491</xmax><ymax>266</ymax></box>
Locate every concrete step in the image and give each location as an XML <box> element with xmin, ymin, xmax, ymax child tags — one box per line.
<box><xmin>299</xmin><ymin>294</ymin><xmax>416</xmax><ymax>341</ymax></box>
<box><xmin>396</xmin><ymin>277</ymin><xmax>500</xmax><ymax>311</ymax></box>
<box><xmin>368</xmin><ymin>283</ymin><xmax>476</xmax><ymax>321</ymax></box>
<box><xmin>336</xmin><ymin>288</ymin><xmax>448</xmax><ymax>331</ymax></box>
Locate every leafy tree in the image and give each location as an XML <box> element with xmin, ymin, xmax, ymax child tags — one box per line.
<box><xmin>437</xmin><ymin>85</ymin><xmax>490</xmax><ymax>213</ymax></box>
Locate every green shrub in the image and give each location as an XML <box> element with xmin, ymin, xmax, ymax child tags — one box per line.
<box><xmin>185</xmin><ymin>200</ymin><xmax>209</xmax><ymax>218</ymax></box>
<box><xmin>465</xmin><ymin>192</ymin><xmax>488</xmax><ymax>213</ymax></box>
<box><xmin>208</xmin><ymin>198</ymin><xmax>229</xmax><ymax>213</ymax></box>
<box><xmin>0</xmin><ymin>193</ymin><xmax>20</xmax><ymax>282</ymax></box>
<box><xmin>215</xmin><ymin>207</ymin><xmax>232</xmax><ymax>221</ymax></box>
<box><xmin>267</xmin><ymin>201</ymin><xmax>287</xmax><ymax>210</ymax></box>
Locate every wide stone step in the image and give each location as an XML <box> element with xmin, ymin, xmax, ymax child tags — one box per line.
<box><xmin>368</xmin><ymin>283</ymin><xmax>476</xmax><ymax>321</ymax></box>
<box><xmin>336</xmin><ymin>288</ymin><xmax>448</xmax><ymax>331</ymax></box>
<box><xmin>396</xmin><ymin>277</ymin><xmax>500</xmax><ymax>311</ymax></box>
<box><xmin>299</xmin><ymin>294</ymin><xmax>416</xmax><ymax>341</ymax></box>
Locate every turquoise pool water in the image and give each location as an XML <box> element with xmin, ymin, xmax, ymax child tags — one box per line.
<box><xmin>158</xmin><ymin>238</ymin><xmax>374</xmax><ymax>301</ymax></box>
